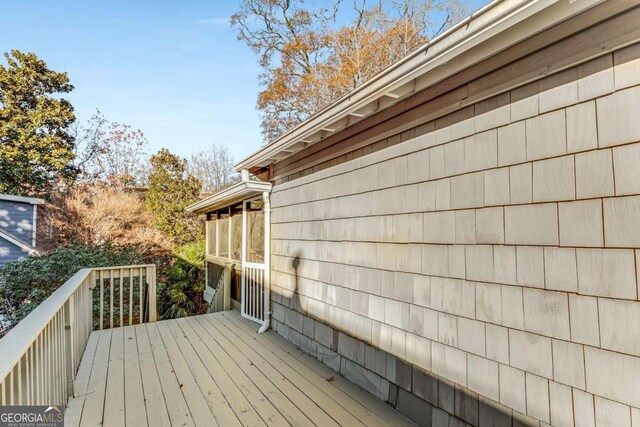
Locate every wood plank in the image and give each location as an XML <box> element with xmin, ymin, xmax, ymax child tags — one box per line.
<box><xmin>73</xmin><ymin>331</ymin><xmax>99</xmax><ymax>394</ymax></box>
<box><xmin>144</xmin><ymin>322</ymin><xmax>195</xmax><ymax>427</ymax></box>
<box><xmin>104</xmin><ymin>327</ymin><xmax>125</xmax><ymax>426</ymax></box>
<box><xmin>153</xmin><ymin>321</ymin><xmax>218</xmax><ymax>427</ymax></box>
<box><xmin>182</xmin><ymin>316</ymin><xmax>292</xmax><ymax>427</ymax></box>
<box><xmin>217</xmin><ymin>315</ymin><xmax>370</xmax><ymax>427</ymax></box>
<box><xmin>79</xmin><ymin>329</ymin><xmax>112</xmax><ymax>427</ymax></box>
<box><xmin>224</xmin><ymin>314</ymin><xmax>391</xmax><ymax>426</ymax></box>
<box><xmin>196</xmin><ymin>316</ymin><xmax>325</xmax><ymax>427</ymax></box>
<box><xmin>204</xmin><ymin>315</ymin><xmax>352</xmax><ymax>426</ymax></box>
<box><xmin>164</xmin><ymin>320</ymin><xmax>243</xmax><ymax>427</ymax></box>
<box><xmin>225</xmin><ymin>312</ymin><xmax>414</xmax><ymax>427</ymax></box>
<box><xmin>123</xmin><ymin>326</ymin><xmax>147</xmax><ymax>427</ymax></box>
<box><xmin>167</xmin><ymin>322</ymin><xmax>242</xmax><ymax>427</ymax></box>
<box><xmin>175</xmin><ymin>318</ymin><xmax>268</xmax><ymax>427</ymax></box>
<box><xmin>133</xmin><ymin>324</ymin><xmax>171</xmax><ymax>427</ymax></box>
<box><xmin>64</xmin><ymin>393</ymin><xmax>84</xmax><ymax>426</ymax></box>
<box><xmin>65</xmin><ymin>332</ymin><xmax>100</xmax><ymax>427</ymax></box>
<box><xmin>66</xmin><ymin>313</ymin><xmax>413</xmax><ymax>427</ymax></box>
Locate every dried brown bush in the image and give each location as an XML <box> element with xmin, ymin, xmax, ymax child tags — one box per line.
<box><xmin>38</xmin><ymin>185</ymin><xmax>172</xmax><ymax>258</ymax></box>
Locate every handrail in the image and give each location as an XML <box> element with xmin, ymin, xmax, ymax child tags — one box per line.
<box><xmin>0</xmin><ymin>264</ymin><xmax>156</xmax><ymax>407</ymax></box>
<box><xmin>91</xmin><ymin>264</ymin><xmax>157</xmax><ymax>271</ymax></box>
<box><xmin>0</xmin><ymin>268</ymin><xmax>91</xmax><ymax>382</ymax></box>
<box><xmin>206</xmin><ymin>254</ymin><xmax>240</xmax><ymax>270</ymax></box>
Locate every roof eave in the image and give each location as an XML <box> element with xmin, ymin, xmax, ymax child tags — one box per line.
<box><xmin>186</xmin><ymin>181</ymin><xmax>273</xmax><ymax>215</ymax></box>
<box><xmin>0</xmin><ymin>194</ymin><xmax>45</xmax><ymax>205</ymax></box>
<box><xmin>235</xmin><ymin>0</ymin><xmax>605</xmax><ymax>172</ymax></box>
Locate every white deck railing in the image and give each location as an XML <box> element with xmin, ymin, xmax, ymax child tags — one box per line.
<box><xmin>0</xmin><ymin>265</ymin><xmax>156</xmax><ymax>407</ymax></box>
<box><xmin>241</xmin><ymin>262</ymin><xmax>265</xmax><ymax>324</ymax></box>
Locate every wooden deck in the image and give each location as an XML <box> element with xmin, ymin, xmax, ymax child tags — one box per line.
<box><xmin>65</xmin><ymin>310</ymin><xmax>414</xmax><ymax>426</ymax></box>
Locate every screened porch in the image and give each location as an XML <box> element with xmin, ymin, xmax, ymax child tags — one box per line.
<box><xmin>186</xmin><ymin>177</ymin><xmax>272</xmax><ymax>328</ymax></box>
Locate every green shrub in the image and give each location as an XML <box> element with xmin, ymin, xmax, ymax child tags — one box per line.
<box><xmin>0</xmin><ymin>244</ymin><xmax>145</xmax><ymax>327</ymax></box>
<box><xmin>158</xmin><ymin>240</ymin><xmax>205</xmax><ymax>319</ymax></box>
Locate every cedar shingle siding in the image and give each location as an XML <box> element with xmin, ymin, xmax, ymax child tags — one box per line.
<box><xmin>266</xmin><ymin>15</ymin><xmax>640</xmax><ymax>427</ymax></box>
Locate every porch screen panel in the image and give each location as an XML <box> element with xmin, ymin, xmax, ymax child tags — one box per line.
<box><xmin>246</xmin><ymin>200</ymin><xmax>265</xmax><ymax>263</ymax></box>
<box><xmin>231</xmin><ymin>203</ymin><xmax>243</xmax><ymax>261</ymax></box>
<box><xmin>218</xmin><ymin>213</ymin><xmax>229</xmax><ymax>258</ymax></box>
<box><xmin>206</xmin><ymin>219</ymin><xmax>217</xmax><ymax>256</ymax></box>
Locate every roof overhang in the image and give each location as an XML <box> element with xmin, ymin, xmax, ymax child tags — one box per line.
<box><xmin>235</xmin><ymin>0</ymin><xmax>607</xmax><ymax>172</ymax></box>
<box><xmin>0</xmin><ymin>194</ymin><xmax>44</xmax><ymax>205</ymax></box>
<box><xmin>186</xmin><ymin>180</ymin><xmax>273</xmax><ymax>215</ymax></box>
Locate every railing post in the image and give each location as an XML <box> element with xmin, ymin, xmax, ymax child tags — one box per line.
<box><xmin>147</xmin><ymin>266</ymin><xmax>157</xmax><ymax>322</ymax></box>
<box><xmin>64</xmin><ymin>295</ymin><xmax>75</xmax><ymax>400</ymax></box>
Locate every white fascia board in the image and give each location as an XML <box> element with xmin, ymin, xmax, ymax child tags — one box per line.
<box><xmin>235</xmin><ymin>0</ymin><xmax>605</xmax><ymax>171</ymax></box>
<box><xmin>0</xmin><ymin>194</ymin><xmax>45</xmax><ymax>205</ymax></box>
<box><xmin>186</xmin><ymin>181</ymin><xmax>273</xmax><ymax>214</ymax></box>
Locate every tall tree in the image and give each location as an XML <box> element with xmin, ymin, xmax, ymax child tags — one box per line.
<box><xmin>79</xmin><ymin>119</ymin><xmax>150</xmax><ymax>189</ymax></box>
<box><xmin>0</xmin><ymin>50</ymin><xmax>77</xmax><ymax>196</ymax></box>
<box><xmin>232</xmin><ymin>0</ymin><xmax>466</xmax><ymax>142</ymax></box>
<box><xmin>146</xmin><ymin>149</ymin><xmax>203</xmax><ymax>244</ymax></box>
<box><xmin>188</xmin><ymin>143</ymin><xmax>239</xmax><ymax>193</ymax></box>
<box><xmin>72</xmin><ymin>110</ymin><xmax>108</xmax><ymax>178</ymax></box>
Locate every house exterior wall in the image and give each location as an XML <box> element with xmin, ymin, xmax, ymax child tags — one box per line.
<box><xmin>267</xmin><ymin>36</ymin><xmax>640</xmax><ymax>426</ymax></box>
<box><xmin>0</xmin><ymin>241</ymin><xmax>31</xmax><ymax>266</ymax></box>
<box><xmin>0</xmin><ymin>200</ymin><xmax>35</xmax><ymax>245</ymax></box>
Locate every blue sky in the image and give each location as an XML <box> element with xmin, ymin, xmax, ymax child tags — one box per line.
<box><xmin>1</xmin><ymin>0</ymin><xmax>489</xmax><ymax>164</ymax></box>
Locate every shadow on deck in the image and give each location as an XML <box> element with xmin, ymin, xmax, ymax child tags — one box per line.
<box><xmin>65</xmin><ymin>310</ymin><xmax>415</xmax><ymax>426</ymax></box>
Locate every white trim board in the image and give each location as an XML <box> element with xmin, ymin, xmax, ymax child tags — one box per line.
<box><xmin>0</xmin><ymin>194</ymin><xmax>44</xmax><ymax>205</ymax></box>
<box><xmin>187</xmin><ymin>180</ymin><xmax>272</xmax><ymax>214</ymax></box>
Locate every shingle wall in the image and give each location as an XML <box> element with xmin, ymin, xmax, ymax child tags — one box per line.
<box><xmin>268</xmin><ymin>41</ymin><xmax>640</xmax><ymax>426</ymax></box>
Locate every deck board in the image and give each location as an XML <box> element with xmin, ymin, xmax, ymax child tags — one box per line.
<box><xmin>122</xmin><ymin>326</ymin><xmax>147</xmax><ymax>427</ymax></box>
<box><xmin>66</xmin><ymin>311</ymin><xmax>415</xmax><ymax>427</ymax></box>
<box><xmin>176</xmin><ymin>318</ymin><xmax>267</xmax><ymax>427</ymax></box>
<box><xmin>146</xmin><ymin>322</ymin><xmax>196</xmax><ymax>427</ymax></box>
<box><xmin>224</xmin><ymin>313</ymin><xmax>414</xmax><ymax>427</ymax></box>
<box><xmin>186</xmin><ymin>316</ymin><xmax>289</xmax><ymax>427</ymax></box>
<box><xmin>134</xmin><ymin>324</ymin><xmax>171</xmax><ymax>427</ymax></box>
<box><xmin>65</xmin><ymin>331</ymin><xmax>99</xmax><ymax>427</ymax></box>
<box><xmin>205</xmin><ymin>315</ymin><xmax>354</xmax><ymax>426</ymax></box>
<box><xmin>165</xmin><ymin>320</ymin><xmax>242</xmax><ymax>427</ymax></box>
<box><xmin>104</xmin><ymin>327</ymin><xmax>125</xmax><ymax>426</ymax></box>
<box><xmin>79</xmin><ymin>329</ymin><xmax>111</xmax><ymax>427</ymax></box>
<box><xmin>195</xmin><ymin>316</ymin><xmax>320</xmax><ymax>427</ymax></box>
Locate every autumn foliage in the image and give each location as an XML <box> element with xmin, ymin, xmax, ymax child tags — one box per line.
<box><xmin>232</xmin><ymin>0</ymin><xmax>467</xmax><ymax>142</ymax></box>
<box><xmin>39</xmin><ymin>185</ymin><xmax>171</xmax><ymax>258</ymax></box>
